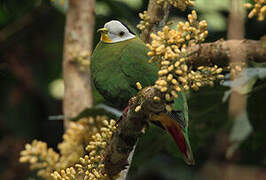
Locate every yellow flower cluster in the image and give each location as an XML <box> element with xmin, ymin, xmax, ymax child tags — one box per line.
<box><xmin>51</xmin><ymin>119</ymin><xmax>117</xmax><ymax>180</ymax></box>
<box><xmin>146</xmin><ymin>10</ymin><xmax>224</xmax><ymax>111</ymax></box>
<box><xmin>157</xmin><ymin>0</ymin><xmax>194</xmax><ymax>10</ymax></box>
<box><xmin>19</xmin><ymin>140</ymin><xmax>60</xmax><ymax>180</ymax></box>
<box><xmin>56</xmin><ymin>119</ymin><xmax>90</xmax><ymax>170</ymax></box>
<box><xmin>20</xmin><ymin>115</ymin><xmax>113</xmax><ymax>180</ymax></box>
<box><xmin>137</xmin><ymin>11</ymin><xmax>151</xmax><ymax>31</ymax></box>
<box><xmin>244</xmin><ymin>0</ymin><xmax>266</xmax><ymax>21</ymax></box>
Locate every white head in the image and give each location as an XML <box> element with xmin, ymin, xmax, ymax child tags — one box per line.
<box><xmin>98</xmin><ymin>20</ymin><xmax>135</xmax><ymax>43</ymax></box>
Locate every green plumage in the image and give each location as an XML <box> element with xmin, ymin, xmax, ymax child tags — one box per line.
<box><xmin>91</xmin><ymin>35</ymin><xmax>194</xmax><ymax>164</ymax></box>
<box><xmin>91</xmin><ymin>37</ymin><xmax>157</xmax><ymax>109</ymax></box>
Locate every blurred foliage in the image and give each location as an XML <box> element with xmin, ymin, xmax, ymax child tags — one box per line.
<box><xmin>195</xmin><ymin>0</ymin><xmax>230</xmax><ymax>31</ymax></box>
<box><xmin>0</xmin><ymin>0</ymin><xmax>266</xmax><ymax>179</ymax></box>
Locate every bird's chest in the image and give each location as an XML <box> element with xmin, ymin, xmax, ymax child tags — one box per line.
<box><xmin>91</xmin><ymin>58</ymin><xmax>137</xmax><ymax>107</ymax></box>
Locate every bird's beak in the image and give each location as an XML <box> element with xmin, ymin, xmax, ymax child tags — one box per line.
<box><xmin>97</xmin><ymin>27</ymin><xmax>111</xmax><ymax>43</ymax></box>
<box><xmin>97</xmin><ymin>27</ymin><xmax>108</xmax><ymax>34</ymax></box>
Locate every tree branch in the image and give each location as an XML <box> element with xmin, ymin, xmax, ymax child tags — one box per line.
<box><xmin>63</xmin><ymin>0</ymin><xmax>95</xmax><ymax>128</ymax></box>
<box><xmin>104</xmin><ymin>87</ymin><xmax>164</xmax><ymax>177</ymax></box>
<box><xmin>103</xmin><ymin>38</ymin><xmax>266</xmax><ymax>177</ymax></box>
<box><xmin>102</xmin><ymin>0</ymin><xmax>265</xmax><ymax>176</ymax></box>
<box><xmin>140</xmin><ymin>0</ymin><xmax>170</xmax><ymax>43</ymax></box>
<box><xmin>187</xmin><ymin>39</ymin><xmax>266</xmax><ymax>66</ymax></box>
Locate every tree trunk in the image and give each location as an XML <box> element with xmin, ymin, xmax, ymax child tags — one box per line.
<box><xmin>63</xmin><ymin>0</ymin><xmax>95</xmax><ymax>128</ymax></box>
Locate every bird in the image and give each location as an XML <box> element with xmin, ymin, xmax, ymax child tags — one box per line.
<box><xmin>90</xmin><ymin>20</ymin><xmax>194</xmax><ymax>165</ymax></box>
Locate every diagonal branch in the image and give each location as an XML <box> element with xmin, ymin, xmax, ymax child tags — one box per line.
<box><xmin>103</xmin><ymin>38</ymin><xmax>266</xmax><ymax>177</ymax></box>
<box><xmin>104</xmin><ymin>87</ymin><xmax>164</xmax><ymax>177</ymax></box>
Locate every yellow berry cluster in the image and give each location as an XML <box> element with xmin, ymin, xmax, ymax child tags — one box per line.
<box><xmin>56</xmin><ymin>118</ymin><xmax>93</xmax><ymax>170</ymax></box>
<box><xmin>137</xmin><ymin>11</ymin><xmax>151</xmax><ymax>31</ymax></box>
<box><xmin>20</xmin><ymin>115</ymin><xmax>115</xmax><ymax>180</ymax></box>
<box><xmin>157</xmin><ymin>0</ymin><xmax>194</xmax><ymax>10</ymax></box>
<box><xmin>51</xmin><ymin>119</ymin><xmax>117</xmax><ymax>180</ymax></box>
<box><xmin>244</xmin><ymin>0</ymin><xmax>266</xmax><ymax>21</ymax></box>
<box><xmin>146</xmin><ymin>10</ymin><xmax>224</xmax><ymax>111</ymax></box>
<box><xmin>19</xmin><ymin>140</ymin><xmax>60</xmax><ymax>180</ymax></box>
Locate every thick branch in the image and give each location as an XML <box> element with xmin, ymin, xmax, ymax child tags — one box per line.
<box><xmin>63</xmin><ymin>0</ymin><xmax>95</xmax><ymax>127</ymax></box>
<box><xmin>187</xmin><ymin>39</ymin><xmax>266</xmax><ymax>67</ymax></box>
<box><xmin>104</xmin><ymin>87</ymin><xmax>164</xmax><ymax>177</ymax></box>
<box><xmin>140</xmin><ymin>0</ymin><xmax>170</xmax><ymax>43</ymax></box>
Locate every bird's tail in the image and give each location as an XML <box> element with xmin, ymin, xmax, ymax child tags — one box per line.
<box><xmin>151</xmin><ymin>113</ymin><xmax>195</xmax><ymax>165</ymax></box>
<box><xmin>164</xmin><ymin>123</ymin><xmax>195</xmax><ymax>165</ymax></box>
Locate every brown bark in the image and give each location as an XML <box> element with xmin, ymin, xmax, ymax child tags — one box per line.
<box><xmin>63</xmin><ymin>0</ymin><xmax>95</xmax><ymax>127</ymax></box>
<box><xmin>140</xmin><ymin>0</ymin><xmax>170</xmax><ymax>43</ymax></box>
<box><xmin>104</xmin><ymin>87</ymin><xmax>164</xmax><ymax>177</ymax></box>
<box><xmin>227</xmin><ymin>0</ymin><xmax>245</xmax><ymax>39</ymax></box>
<box><xmin>187</xmin><ymin>39</ymin><xmax>266</xmax><ymax>67</ymax></box>
<box><xmin>227</xmin><ymin>0</ymin><xmax>246</xmax><ymax>121</ymax></box>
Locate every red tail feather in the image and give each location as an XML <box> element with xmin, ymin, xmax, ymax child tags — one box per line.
<box><xmin>165</xmin><ymin>124</ymin><xmax>195</xmax><ymax>165</ymax></box>
<box><xmin>166</xmin><ymin>126</ymin><xmax>188</xmax><ymax>158</ymax></box>
<box><xmin>150</xmin><ymin>113</ymin><xmax>194</xmax><ymax>165</ymax></box>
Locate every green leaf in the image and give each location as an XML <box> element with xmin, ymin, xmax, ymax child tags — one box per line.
<box><xmin>202</xmin><ymin>12</ymin><xmax>227</xmax><ymax>31</ymax></box>
<box><xmin>70</xmin><ymin>107</ymin><xmax>119</xmax><ymax>122</ymax></box>
<box><xmin>195</xmin><ymin>0</ymin><xmax>230</xmax><ymax>11</ymax></box>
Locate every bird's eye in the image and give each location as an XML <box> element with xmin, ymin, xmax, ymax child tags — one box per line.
<box><xmin>119</xmin><ymin>31</ymin><xmax>125</xmax><ymax>36</ymax></box>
